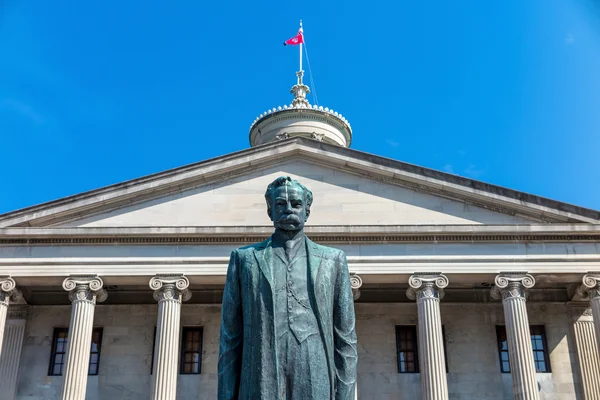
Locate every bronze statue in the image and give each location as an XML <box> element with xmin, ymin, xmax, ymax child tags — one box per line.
<box><xmin>218</xmin><ymin>176</ymin><xmax>357</xmax><ymax>399</ymax></box>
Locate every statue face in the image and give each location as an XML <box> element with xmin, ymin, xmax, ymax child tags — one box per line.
<box><xmin>269</xmin><ymin>184</ymin><xmax>308</xmax><ymax>231</ymax></box>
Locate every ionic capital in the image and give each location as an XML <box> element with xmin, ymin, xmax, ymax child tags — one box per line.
<box><xmin>150</xmin><ymin>275</ymin><xmax>191</xmax><ymax>303</ymax></box>
<box><xmin>577</xmin><ymin>273</ymin><xmax>600</xmax><ymax>300</ymax></box>
<box><xmin>0</xmin><ymin>276</ymin><xmax>21</xmax><ymax>307</ymax></box>
<box><xmin>350</xmin><ymin>273</ymin><xmax>363</xmax><ymax>300</ymax></box>
<box><xmin>491</xmin><ymin>273</ymin><xmax>535</xmax><ymax>301</ymax></box>
<box><xmin>406</xmin><ymin>273</ymin><xmax>449</xmax><ymax>301</ymax></box>
<box><xmin>62</xmin><ymin>276</ymin><xmax>107</xmax><ymax>304</ymax></box>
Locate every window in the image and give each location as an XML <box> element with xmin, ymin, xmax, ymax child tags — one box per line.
<box><xmin>496</xmin><ymin>325</ymin><xmax>551</xmax><ymax>373</ymax></box>
<box><xmin>396</xmin><ymin>326</ymin><xmax>419</xmax><ymax>373</ymax></box>
<box><xmin>48</xmin><ymin>328</ymin><xmax>68</xmax><ymax>376</ymax></box>
<box><xmin>48</xmin><ymin>327</ymin><xmax>103</xmax><ymax>376</ymax></box>
<box><xmin>496</xmin><ymin>326</ymin><xmax>510</xmax><ymax>373</ymax></box>
<box><xmin>180</xmin><ymin>327</ymin><xmax>203</xmax><ymax>374</ymax></box>
<box><xmin>530</xmin><ymin>326</ymin><xmax>551</xmax><ymax>373</ymax></box>
<box><xmin>151</xmin><ymin>326</ymin><xmax>157</xmax><ymax>375</ymax></box>
<box><xmin>89</xmin><ymin>328</ymin><xmax>103</xmax><ymax>375</ymax></box>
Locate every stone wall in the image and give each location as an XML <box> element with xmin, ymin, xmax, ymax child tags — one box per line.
<box><xmin>16</xmin><ymin>302</ymin><xmax>580</xmax><ymax>399</ymax></box>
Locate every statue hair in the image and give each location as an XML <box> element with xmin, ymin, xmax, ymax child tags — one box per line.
<box><xmin>264</xmin><ymin>176</ymin><xmax>313</xmax><ymax>215</ymax></box>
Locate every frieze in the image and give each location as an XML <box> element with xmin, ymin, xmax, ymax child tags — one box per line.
<box><xmin>1</xmin><ymin>234</ymin><xmax>598</xmax><ymax>246</ymax></box>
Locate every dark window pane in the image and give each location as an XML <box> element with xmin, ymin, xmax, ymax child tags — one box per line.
<box><xmin>396</xmin><ymin>326</ymin><xmax>419</xmax><ymax>373</ymax></box>
<box><xmin>180</xmin><ymin>328</ymin><xmax>203</xmax><ymax>374</ymax></box>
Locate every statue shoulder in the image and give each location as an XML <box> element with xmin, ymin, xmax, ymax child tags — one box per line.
<box><xmin>308</xmin><ymin>239</ymin><xmax>345</xmax><ymax>261</ymax></box>
<box><xmin>235</xmin><ymin>238</ymin><xmax>271</xmax><ymax>254</ymax></box>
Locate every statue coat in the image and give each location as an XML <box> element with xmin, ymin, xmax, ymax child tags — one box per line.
<box><xmin>218</xmin><ymin>236</ymin><xmax>358</xmax><ymax>400</ymax></box>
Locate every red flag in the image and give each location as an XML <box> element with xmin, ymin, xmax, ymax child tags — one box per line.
<box><xmin>284</xmin><ymin>31</ymin><xmax>304</xmax><ymax>46</ymax></box>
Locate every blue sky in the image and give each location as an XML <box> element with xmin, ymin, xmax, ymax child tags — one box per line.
<box><xmin>1</xmin><ymin>0</ymin><xmax>600</xmax><ymax>213</ymax></box>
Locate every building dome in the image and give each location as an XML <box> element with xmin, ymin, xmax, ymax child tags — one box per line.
<box><xmin>249</xmin><ymin>73</ymin><xmax>352</xmax><ymax>148</ymax></box>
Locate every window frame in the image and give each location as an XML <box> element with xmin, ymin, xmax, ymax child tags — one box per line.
<box><xmin>180</xmin><ymin>326</ymin><xmax>203</xmax><ymax>375</ymax></box>
<box><xmin>496</xmin><ymin>325</ymin><xmax>511</xmax><ymax>373</ymax></box>
<box><xmin>48</xmin><ymin>327</ymin><xmax>103</xmax><ymax>377</ymax></box>
<box><xmin>151</xmin><ymin>326</ymin><xmax>157</xmax><ymax>375</ymax></box>
<box><xmin>48</xmin><ymin>327</ymin><xmax>69</xmax><ymax>376</ymax></box>
<box><xmin>88</xmin><ymin>327</ymin><xmax>103</xmax><ymax>376</ymax></box>
<box><xmin>530</xmin><ymin>325</ymin><xmax>552</xmax><ymax>373</ymax></box>
<box><xmin>496</xmin><ymin>325</ymin><xmax>551</xmax><ymax>373</ymax></box>
<box><xmin>395</xmin><ymin>325</ymin><xmax>419</xmax><ymax>373</ymax></box>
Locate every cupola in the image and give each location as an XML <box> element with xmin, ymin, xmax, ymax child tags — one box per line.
<box><xmin>249</xmin><ymin>22</ymin><xmax>352</xmax><ymax>148</ymax></box>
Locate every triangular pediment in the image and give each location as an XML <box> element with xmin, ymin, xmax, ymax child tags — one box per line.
<box><xmin>59</xmin><ymin>159</ymin><xmax>535</xmax><ymax>227</ymax></box>
<box><xmin>1</xmin><ymin>138</ymin><xmax>598</xmax><ymax>228</ymax></box>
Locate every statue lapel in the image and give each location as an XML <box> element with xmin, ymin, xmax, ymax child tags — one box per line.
<box><xmin>253</xmin><ymin>237</ymin><xmax>274</xmax><ymax>290</ymax></box>
<box><xmin>306</xmin><ymin>237</ymin><xmax>325</xmax><ymax>320</ymax></box>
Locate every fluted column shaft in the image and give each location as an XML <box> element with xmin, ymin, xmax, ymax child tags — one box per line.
<box><xmin>568</xmin><ymin>303</ymin><xmax>600</xmax><ymax>400</ymax></box>
<box><xmin>492</xmin><ymin>273</ymin><xmax>538</xmax><ymax>400</ymax></box>
<box><xmin>0</xmin><ymin>307</ymin><xmax>29</xmax><ymax>400</ymax></box>
<box><xmin>0</xmin><ymin>278</ymin><xmax>19</xmax><ymax>363</ymax></box>
<box><xmin>407</xmin><ymin>274</ymin><xmax>449</xmax><ymax>400</ymax></box>
<box><xmin>60</xmin><ymin>276</ymin><xmax>106</xmax><ymax>400</ymax></box>
<box><xmin>150</xmin><ymin>275</ymin><xmax>191</xmax><ymax>400</ymax></box>
<box><xmin>580</xmin><ymin>274</ymin><xmax>600</xmax><ymax>355</ymax></box>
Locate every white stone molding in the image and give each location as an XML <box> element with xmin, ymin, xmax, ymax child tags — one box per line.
<box><xmin>406</xmin><ymin>273</ymin><xmax>449</xmax><ymax>400</ymax></box>
<box><xmin>311</xmin><ymin>132</ymin><xmax>324</xmax><ymax>142</ymax></box>
<box><xmin>350</xmin><ymin>274</ymin><xmax>363</xmax><ymax>300</ymax></box>
<box><xmin>150</xmin><ymin>275</ymin><xmax>190</xmax><ymax>400</ymax></box>
<box><xmin>492</xmin><ymin>273</ymin><xmax>539</xmax><ymax>400</ymax></box>
<box><xmin>567</xmin><ymin>302</ymin><xmax>600</xmax><ymax>400</ymax></box>
<box><xmin>60</xmin><ymin>276</ymin><xmax>106</xmax><ymax>400</ymax></box>
<box><xmin>0</xmin><ymin>306</ymin><xmax>28</xmax><ymax>400</ymax></box>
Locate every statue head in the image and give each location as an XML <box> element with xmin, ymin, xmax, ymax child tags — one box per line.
<box><xmin>264</xmin><ymin>176</ymin><xmax>313</xmax><ymax>232</ymax></box>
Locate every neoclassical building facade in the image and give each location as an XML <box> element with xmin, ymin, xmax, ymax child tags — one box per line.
<box><xmin>0</xmin><ymin>73</ymin><xmax>599</xmax><ymax>400</ymax></box>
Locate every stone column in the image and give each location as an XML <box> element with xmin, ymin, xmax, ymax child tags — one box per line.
<box><xmin>567</xmin><ymin>302</ymin><xmax>600</xmax><ymax>400</ymax></box>
<box><xmin>60</xmin><ymin>276</ymin><xmax>107</xmax><ymax>400</ymax></box>
<box><xmin>150</xmin><ymin>275</ymin><xmax>191</xmax><ymax>400</ymax></box>
<box><xmin>406</xmin><ymin>273</ymin><xmax>449</xmax><ymax>400</ymax></box>
<box><xmin>0</xmin><ymin>306</ymin><xmax>29</xmax><ymax>400</ymax></box>
<box><xmin>0</xmin><ymin>277</ymin><xmax>20</xmax><ymax>362</ymax></box>
<box><xmin>491</xmin><ymin>273</ymin><xmax>538</xmax><ymax>400</ymax></box>
<box><xmin>350</xmin><ymin>274</ymin><xmax>362</xmax><ymax>399</ymax></box>
<box><xmin>579</xmin><ymin>273</ymin><xmax>600</xmax><ymax>352</ymax></box>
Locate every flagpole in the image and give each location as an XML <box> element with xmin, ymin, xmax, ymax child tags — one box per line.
<box><xmin>299</xmin><ymin>20</ymin><xmax>303</xmax><ymax>84</ymax></box>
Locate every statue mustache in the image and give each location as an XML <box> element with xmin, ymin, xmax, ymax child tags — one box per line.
<box><xmin>277</xmin><ymin>214</ymin><xmax>301</xmax><ymax>223</ymax></box>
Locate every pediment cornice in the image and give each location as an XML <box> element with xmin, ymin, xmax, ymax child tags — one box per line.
<box><xmin>1</xmin><ymin>138</ymin><xmax>598</xmax><ymax>227</ymax></box>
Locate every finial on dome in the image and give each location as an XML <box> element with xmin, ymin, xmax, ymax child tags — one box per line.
<box><xmin>290</xmin><ymin>20</ymin><xmax>310</xmax><ymax>108</ymax></box>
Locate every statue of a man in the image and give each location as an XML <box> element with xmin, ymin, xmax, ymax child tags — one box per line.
<box><xmin>218</xmin><ymin>176</ymin><xmax>358</xmax><ymax>399</ymax></box>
